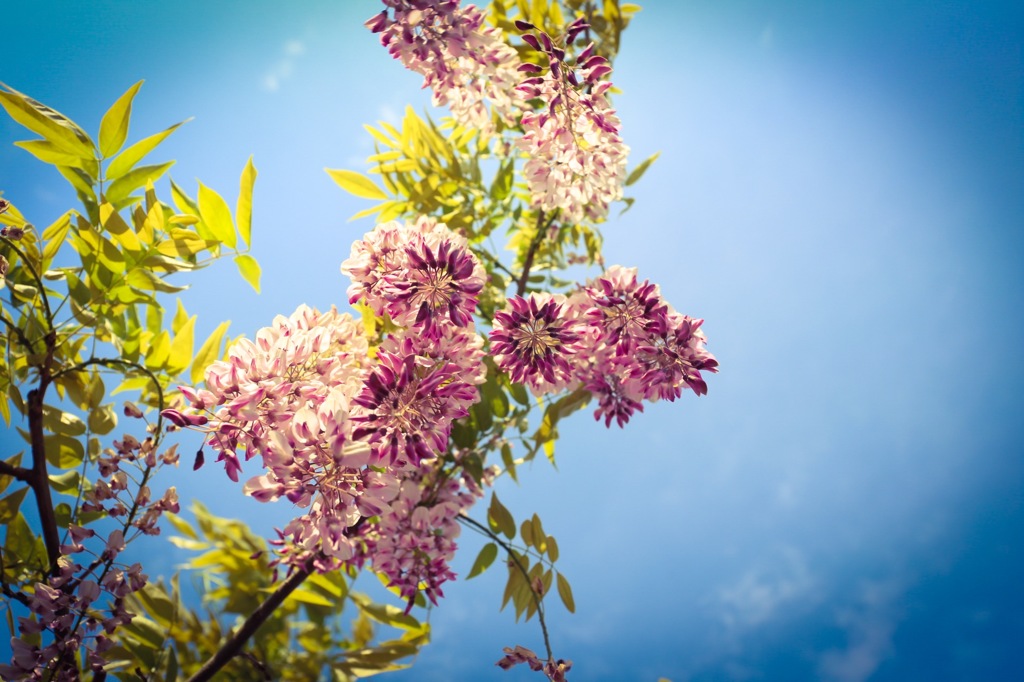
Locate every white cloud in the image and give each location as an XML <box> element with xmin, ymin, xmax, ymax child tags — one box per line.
<box><xmin>817</xmin><ymin>578</ymin><xmax>905</xmax><ymax>682</ymax></box>
<box><xmin>716</xmin><ymin>546</ymin><xmax>817</xmax><ymax>630</ymax></box>
<box><xmin>262</xmin><ymin>39</ymin><xmax>306</xmax><ymax>93</ymax></box>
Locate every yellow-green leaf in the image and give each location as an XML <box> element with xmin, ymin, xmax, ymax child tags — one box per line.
<box><xmin>99</xmin><ymin>203</ymin><xmax>142</xmax><ymax>251</ymax></box>
<box><xmin>0</xmin><ymin>453</ymin><xmax>23</xmax><ymax>495</ymax></box>
<box><xmin>234</xmin><ymin>254</ymin><xmax>261</xmax><ymax>293</ymax></box>
<box><xmin>0</xmin><ymin>83</ymin><xmax>94</xmax><ymax>158</ymax></box>
<box><xmin>198</xmin><ymin>182</ymin><xmax>236</xmax><ymax>248</ymax></box>
<box><xmin>48</xmin><ymin>470</ymin><xmax>82</xmax><ymax>495</ymax></box>
<box><xmin>326</xmin><ymin>168</ymin><xmax>388</xmax><ymax>200</ymax></box>
<box><xmin>556</xmin><ymin>573</ymin><xmax>575</xmax><ymax>613</ymax></box>
<box><xmin>145</xmin><ymin>330</ymin><xmax>172</xmax><ymax>369</ymax></box>
<box><xmin>98</xmin><ymin>81</ymin><xmax>143</xmax><ymax>158</ymax></box>
<box><xmin>466</xmin><ymin>542</ymin><xmax>498</xmax><ymax>579</ymax></box>
<box><xmin>107</xmin><ymin>119</ymin><xmax>187</xmax><ymax>180</ymax></box>
<box><xmin>87</xmin><ymin>404</ymin><xmax>117</xmax><ymax>435</ymax></box>
<box><xmin>106</xmin><ymin>161</ymin><xmax>174</xmax><ymax>205</ymax></box>
<box><xmin>625</xmin><ymin>151</ymin><xmax>660</xmax><ymax>186</ymax></box>
<box><xmin>168</xmin><ymin>314</ymin><xmax>195</xmax><ymax>375</ymax></box>
<box><xmin>236</xmin><ymin>156</ymin><xmax>256</xmax><ymax>248</ymax></box>
<box><xmin>171</xmin><ymin>299</ymin><xmax>188</xmax><ymax>334</ymax></box>
<box><xmin>191</xmin><ymin>320</ymin><xmax>230</xmax><ymax>385</ymax></box>
<box><xmin>13</xmin><ymin>140</ymin><xmax>83</xmax><ymax>168</ymax></box>
<box><xmin>40</xmin><ymin>212</ymin><xmax>72</xmax><ymax>266</ymax></box>
<box><xmin>0</xmin><ymin>487</ymin><xmax>28</xmax><ymax>524</ymax></box>
<box><xmin>289</xmin><ymin>587</ymin><xmax>333</xmax><ymax>608</ymax></box>
<box><xmin>488</xmin><ymin>493</ymin><xmax>516</xmax><ymax>539</ymax></box>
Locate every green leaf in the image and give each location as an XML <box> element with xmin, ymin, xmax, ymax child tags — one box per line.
<box><xmin>43</xmin><ymin>433</ymin><xmax>85</xmax><ymax>469</ymax></box>
<box><xmin>488</xmin><ymin>493</ymin><xmax>516</xmax><ymax>539</ymax></box>
<box><xmin>530</xmin><ymin>514</ymin><xmax>546</xmax><ymax>553</ymax></box>
<box><xmin>198</xmin><ymin>182</ymin><xmax>237</xmax><ymax>248</ymax></box>
<box><xmin>167</xmin><ymin>314</ymin><xmax>195</xmax><ymax>375</ymax></box>
<box><xmin>466</xmin><ymin>542</ymin><xmax>498</xmax><ymax>579</ymax></box>
<box><xmin>87</xmin><ymin>404</ymin><xmax>117</xmax><ymax>435</ymax></box>
<box><xmin>625</xmin><ymin>151</ymin><xmax>660</xmax><ymax>187</ymax></box>
<box><xmin>0</xmin><ymin>453</ymin><xmax>23</xmax><ymax>494</ymax></box>
<box><xmin>234</xmin><ymin>254</ymin><xmax>261</xmax><ymax>293</ymax></box>
<box><xmin>546</xmin><ymin>535</ymin><xmax>559</xmax><ymax>562</ymax></box>
<box><xmin>106</xmin><ymin>119</ymin><xmax>187</xmax><ymax>180</ymax></box>
<box><xmin>48</xmin><ymin>470</ymin><xmax>82</xmax><ymax>495</ymax></box>
<box><xmin>289</xmin><ymin>587</ymin><xmax>334</xmax><ymax>608</ymax></box>
<box><xmin>0</xmin><ymin>487</ymin><xmax>28</xmax><ymax>524</ymax></box>
<box><xmin>105</xmin><ymin>161</ymin><xmax>174</xmax><ymax>205</ymax></box>
<box><xmin>125</xmin><ymin>268</ymin><xmax>187</xmax><ymax>294</ymax></box>
<box><xmin>99</xmin><ymin>202</ymin><xmax>142</xmax><ymax>251</ymax></box>
<box><xmin>509</xmin><ymin>381</ymin><xmax>530</xmax><ymax>406</ymax></box>
<box><xmin>0</xmin><ymin>83</ymin><xmax>94</xmax><ymax>158</ymax></box>
<box><xmin>556</xmin><ymin>572</ymin><xmax>575</xmax><ymax>613</ymax></box>
<box><xmin>326</xmin><ymin>168</ymin><xmax>388</xmax><ymax>200</ymax></box>
<box><xmin>13</xmin><ymin>139</ymin><xmax>85</xmax><ymax>168</ymax></box>
<box><xmin>40</xmin><ymin>211</ymin><xmax>72</xmax><ymax>266</ymax></box>
<box><xmin>237</xmin><ymin>156</ymin><xmax>256</xmax><ymax>248</ymax></box>
<box><xmin>191</xmin><ymin>320</ymin><xmax>230</xmax><ymax>384</ymax></box>
<box><xmin>43</xmin><ymin>407</ymin><xmax>86</xmax><ymax>436</ymax></box>
<box><xmin>520</xmin><ymin>519</ymin><xmax>534</xmax><ymax>548</ymax></box>
<box><xmin>163</xmin><ymin>646</ymin><xmax>179</xmax><ymax>682</ymax></box>
<box><xmin>98</xmin><ymin>81</ymin><xmax>143</xmax><ymax>158</ymax></box>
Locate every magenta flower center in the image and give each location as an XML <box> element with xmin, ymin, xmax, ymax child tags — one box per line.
<box><xmin>509</xmin><ymin>318</ymin><xmax>561</xmax><ymax>359</ymax></box>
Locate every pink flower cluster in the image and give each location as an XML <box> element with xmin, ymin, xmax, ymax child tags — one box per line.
<box><xmin>342</xmin><ymin>216</ymin><xmax>486</xmax><ymax>341</ymax></box>
<box><xmin>514</xmin><ymin>20</ymin><xmax>629</xmax><ymax>224</ymax></box>
<box><xmin>352</xmin><ymin>454</ymin><xmax>494</xmax><ymax>611</ymax></box>
<box><xmin>366</xmin><ymin>0</ymin><xmax>524</xmax><ymax>133</ymax></box>
<box><xmin>174</xmin><ymin>218</ymin><xmax>490</xmax><ymax>604</ymax></box>
<box><xmin>496</xmin><ymin>645</ymin><xmax>572</xmax><ymax>682</ymax></box>
<box><xmin>83</xmin><ymin>421</ymin><xmax>181</xmax><ymax>534</ymax></box>
<box><xmin>490</xmin><ymin>265</ymin><xmax>718</xmax><ymax>426</ymax></box>
<box><xmin>0</xmin><ymin>534</ymin><xmax>146</xmax><ymax>681</ymax></box>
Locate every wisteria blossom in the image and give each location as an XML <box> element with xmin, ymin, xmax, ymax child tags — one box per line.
<box><xmin>0</xmin><ymin>544</ymin><xmax>145</xmax><ymax>681</ymax></box>
<box><xmin>352</xmin><ymin>455</ymin><xmax>495</xmax><ymax>611</ymax></box>
<box><xmin>515</xmin><ymin>20</ymin><xmax>630</xmax><ymax>224</ymax></box>
<box><xmin>490</xmin><ymin>266</ymin><xmax>717</xmax><ymax>427</ymax></box>
<box><xmin>168</xmin><ymin>305</ymin><xmax>400</xmax><ymax>567</ymax></box>
<box><xmin>351</xmin><ymin>349</ymin><xmax>479</xmax><ymax>468</ymax></box>
<box><xmin>366</xmin><ymin>0</ymin><xmax>525</xmax><ymax>133</ymax></box>
<box><xmin>342</xmin><ymin>217</ymin><xmax>486</xmax><ymax>340</ymax></box>
<box><xmin>490</xmin><ymin>292</ymin><xmax>583</xmax><ymax>395</ymax></box>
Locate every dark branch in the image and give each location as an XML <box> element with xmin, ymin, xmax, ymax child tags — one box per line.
<box><xmin>516</xmin><ymin>211</ymin><xmax>558</xmax><ymax>297</ymax></box>
<box><xmin>0</xmin><ymin>458</ymin><xmax>31</xmax><ymax>481</ymax></box>
<box><xmin>187</xmin><ymin>559</ymin><xmax>314</xmax><ymax>682</ymax></box>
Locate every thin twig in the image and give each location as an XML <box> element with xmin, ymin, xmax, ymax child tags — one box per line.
<box><xmin>458</xmin><ymin>513</ymin><xmax>553</xmax><ymax>660</ymax></box>
<box><xmin>516</xmin><ymin>211</ymin><xmax>558</xmax><ymax>297</ymax></box>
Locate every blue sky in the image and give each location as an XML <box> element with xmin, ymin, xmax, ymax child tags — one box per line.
<box><xmin>3</xmin><ymin>1</ymin><xmax>1023</xmax><ymax>680</ymax></box>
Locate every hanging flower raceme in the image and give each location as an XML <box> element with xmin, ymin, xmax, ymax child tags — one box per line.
<box><xmin>366</xmin><ymin>0</ymin><xmax>525</xmax><ymax>133</ymax></box>
<box><xmin>352</xmin><ymin>452</ymin><xmax>496</xmax><ymax>611</ymax></box>
<box><xmin>167</xmin><ymin>305</ymin><xmax>401</xmax><ymax>568</ymax></box>
<box><xmin>514</xmin><ymin>19</ymin><xmax>630</xmax><ymax>224</ymax></box>
<box><xmin>342</xmin><ymin>217</ymin><xmax>486</xmax><ymax>340</ymax></box>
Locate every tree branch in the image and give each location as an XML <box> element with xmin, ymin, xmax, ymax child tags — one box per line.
<box><xmin>187</xmin><ymin>559</ymin><xmax>313</xmax><ymax>682</ymax></box>
<box><xmin>27</xmin><ymin>385</ymin><xmax>61</xmax><ymax>571</ymax></box>
<box><xmin>516</xmin><ymin>211</ymin><xmax>558</xmax><ymax>297</ymax></box>
<box><xmin>0</xmin><ymin>458</ymin><xmax>31</xmax><ymax>481</ymax></box>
